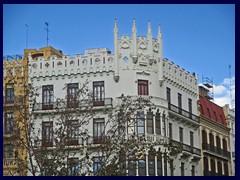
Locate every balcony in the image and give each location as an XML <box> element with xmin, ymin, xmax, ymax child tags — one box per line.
<box><xmin>202</xmin><ymin>143</ymin><xmax>231</xmax><ymax>158</ymax></box>
<box><xmin>170</xmin><ymin>140</ymin><xmax>201</xmax><ymax>156</ymax></box>
<box><xmin>168</xmin><ymin>103</ymin><xmax>199</xmax><ymax>123</ymax></box>
<box><xmin>3</xmin><ymin>96</ymin><xmax>25</xmax><ymax>107</ymax></box>
<box><xmin>203</xmin><ymin>170</ymin><xmax>220</xmax><ymax>176</ymax></box>
<box><xmin>32</xmin><ymin>98</ymin><xmax>113</xmax><ymax>111</ymax></box>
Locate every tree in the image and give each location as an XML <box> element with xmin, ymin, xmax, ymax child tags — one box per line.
<box><xmin>4</xmin><ymin>69</ymin><xmax>183</xmax><ymax>176</ymax></box>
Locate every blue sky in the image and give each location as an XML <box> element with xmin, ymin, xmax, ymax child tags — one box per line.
<box><xmin>3</xmin><ymin>4</ymin><xmax>235</xmax><ymax>108</ymax></box>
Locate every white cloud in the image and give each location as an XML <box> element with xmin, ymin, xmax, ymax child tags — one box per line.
<box><xmin>222</xmin><ymin>77</ymin><xmax>235</xmax><ymax>85</ymax></box>
<box><xmin>213</xmin><ymin>85</ymin><xmax>227</xmax><ymax>95</ymax></box>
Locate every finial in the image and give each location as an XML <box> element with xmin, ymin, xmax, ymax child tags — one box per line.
<box><xmin>148</xmin><ymin>20</ymin><xmax>152</xmax><ymax>34</ymax></box>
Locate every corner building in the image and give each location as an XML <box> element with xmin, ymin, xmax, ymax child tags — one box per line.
<box><xmin>28</xmin><ymin>20</ymin><xmax>201</xmax><ymax>176</ymax></box>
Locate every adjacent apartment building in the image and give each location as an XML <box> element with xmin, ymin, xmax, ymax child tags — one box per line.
<box><xmin>27</xmin><ymin>19</ymin><xmax>201</xmax><ymax>176</ymax></box>
<box><xmin>199</xmin><ymin>86</ymin><xmax>232</xmax><ymax>176</ymax></box>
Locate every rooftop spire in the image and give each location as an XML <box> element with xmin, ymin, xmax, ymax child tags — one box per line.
<box><xmin>114</xmin><ymin>18</ymin><xmax>118</xmax><ymax>33</ymax></box>
<box><xmin>158</xmin><ymin>24</ymin><xmax>162</xmax><ymax>38</ymax></box>
<box><xmin>148</xmin><ymin>20</ymin><xmax>152</xmax><ymax>35</ymax></box>
<box><xmin>132</xmin><ymin>18</ymin><xmax>137</xmax><ymax>33</ymax></box>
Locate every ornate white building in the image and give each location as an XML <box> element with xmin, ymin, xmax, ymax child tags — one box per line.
<box><xmin>28</xmin><ymin>19</ymin><xmax>201</xmax><ymax>176</ymax></box>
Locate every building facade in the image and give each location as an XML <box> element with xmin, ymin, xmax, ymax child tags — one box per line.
<box><xmin>223</xmin><ymin>104</ymin><xmax>235</xmax><ymax>176</ymax></box>
<box><xmin>3</xmin><ymin>57</ymin><xmax>28</xmax><ymax>176</ymax></box>
<box><xmin>27</xmin><ymin>20</ymin><xmax>202</xmax><ymax>176</ymax></box>
<box><xmin>199</xmin><ymin>86</ymin><xmax>231</xmax><ymax>176</ymax></box>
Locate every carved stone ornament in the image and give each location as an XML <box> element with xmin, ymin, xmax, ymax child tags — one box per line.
<box><xmin>45</xmin><ymin>62</ymin><xmax>49</xmax><ymax>68</ymax></box>
<box><xmin>121</xmin><ymin>42</ymin><xmax>130</xmax><ymax>49</ymax></box>
<box><xmin>32</xmin><ymin>63</ymin><xmax>37</xmax><ymax>69</ymax></box>
<box><xmin>139</xmin><ymin>42</ymin><xmax>147</xmax><ymax>50</ymax></box>
<box><xmin>108</xmin><ymin>57</ymin><xmax>113</xmax><ymax>63</ymax></box>
<box><xmin>57</xmin><ymin>61</ymin><xmax>62</xmax><ymax>66</ymax></box>
<box><xmin>149</xmin><ymin>56</ymin><xmax>154</xmax><ymax>66</ymax></box>
<box><xmin>153</xmin><ymin>44</ymin><xmax>159</xmax><ymax>52</ymax></box>
<box><xmin>70</xmin><ymin>60</ymin><xmax>75</xmax><ymax>65</ymax></box>
<box><xmin>130</xmin><ymin>53</ymin><xmax>138</xmax><ymax>64</ymax></box>
<box><xmin>95</xmin><ymin>58</ymin><xmax>101</xmax><ymax>64</ymax></box>
<box><xmin>82</xmin><ymin>59</ymin><xmax>88</xmax><ymax>65</ymax></box>
<box><xmin>114</xmin><ymin>75</ymin><xmax>119</xmax><ymax>82</ymax></box>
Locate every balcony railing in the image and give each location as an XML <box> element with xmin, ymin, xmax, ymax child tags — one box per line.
<box><xmin>168</xmin><ymin>103</ymin><xmax>200</xmax><ymax>123</ymax></box>
<box><xmin>3</xmin><ymin>158</ymin><xmax>17</xmax><ymax>167</ymax></box>
<box><xmin>232</xmin><ymin>152</ymin><xmax>235</xmax><ymax>158</ymax></box>
<box><xmin>202</xmin><ymin>143</ymin><xmax>231</xmax><ymax>158</ymax></box>
<box><xmin>170</xmin><ymin>140</ymin><xmax>201</xmax><ymax>156</ymax></box>
<box><xmin>3</xmin><ymin>96</ymin><xmax>25</xmax><ymax>106</ymax></box>
<box><xmin>33</xmin><ymin>98</ymin><xmax>113</xmax><ymax>111</ymax></box>
<box><xmin>203</xmin><ymin>170</ymin><xmax>222</xmax><ymax>176</ymax></box>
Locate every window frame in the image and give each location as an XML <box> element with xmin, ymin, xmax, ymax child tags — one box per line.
<box><xmin>138</xmin><ymin>80</ymin><xmax>149</xmax><ymax>96</ymax></box>
<box><xmin>93</xmin><ymin>81</ymin><xmax>105</xmax><ymax>106</ymax></box>
<box><xmin>42</xmin><ymin>85</ymin><xmax>54</xmax><ymax>110</ymax></box>
<box><xmin>93</xmin><ymin>118</ymin><xmax>105</xmax><ymax>144</ymax></box>
<box><xmin>5</xmin><ymin>83</ymin><xmax>14</xmax><ymax>103</ymax></box>
<box><xmin>5</xmin><ymin>112</ymin><xmax>14</xmax><ymax>134</ymax></box>
<box><xmin>42</xmin><ymin>121</ymin><xmax>53</xmax><ymax>147</ymax></box>
<box><xmin>67</xmin><ymin>83</ymin><xmax>79</xmax><ymax>108</ymax></box>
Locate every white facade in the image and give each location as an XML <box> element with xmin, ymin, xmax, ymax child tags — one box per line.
<box><xmin>28</xmin><ymin>19</ymin><xmax>201</xmax><ymax>176</ymax></box>
<box><xmin>223</xmin><ymin>104</ymin><xmax>235</xmax><ymax>176</ymax></box>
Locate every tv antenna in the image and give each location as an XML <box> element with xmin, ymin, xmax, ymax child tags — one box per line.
<box><xmin>25</xmin><ymin>24</ymin><xmax>28</xmax><ymax>49</ymax></box>
<box><xmin>45</xmin><ymin>22</ymin><xmax>49</xmax><ymax>46</ymax></box>
<box><xmin>229</xmin><ymin>65</ymin><xmax>234</xmax><ymax>108</ymax></box>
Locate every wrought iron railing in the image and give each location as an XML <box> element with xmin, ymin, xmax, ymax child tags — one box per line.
<box><xmin>33</xmin><ymin>98</ymin><xmax>113</xmax><ymax>111</ymax></box>
<box><xmin>3</xmin><ymin>158</ymin><xmax>17</xmax><ymax>167</ymax></box>
<box><xmin>168</xmin><ymin>103</ymin><xmax>200</xmax><ymax>123</ymax></box>
<box><xmin>170</xmin><ymin>139</ymin><xmax>201</xmax><ymax>155</ymax></box>
<box><xmin>202</xmin><ymin>143</ymin><xmax>231</xmax><ymax>158</ymax></box>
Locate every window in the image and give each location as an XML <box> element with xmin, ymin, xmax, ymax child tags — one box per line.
<box><xmin>188</xmin><ymin>98</ymin><xmax>192</xmax><ymax>119</ymax></box>
<box><xmin>5</xmin><ymin>84</ymin><xmax>14</xmax><ymax>103</ymax></box>
<box><xmin>138</xmin><ymin>157</ymin><xmax>146</xmax><ymax>176</ymax></box>
<box><xmin>128</xmin><ymin>159</ymin><xmax>136</xmax><ymax>176</ymax></box>
<box><xmin>42</xmin><ymin>85</ymin><xmax>54</xmax><ymax>110</ymax></box>
<box><xmin>147</xmin><ymin>111</ymin><xmax>153</xmax><ymax>134</ymax></box>
<box><xmin>42</xmin><ymin>159</ymin><xmax>53</xmax><ymax>176</ymax></box>
<box><xmin>204</xmin><ymin>157</ymin><xmax>209</xmax><ymax>173</ymax></box>
<box><xmin>191</xmin><ymin>165</ymin><xmax>195</xmax><ymax>176</ymax></box>
<box><xmin>164</xmin><ymin>156</ymin><xmax>167</xmax><ymax>176</ymax></box>
<box><xmin>202</xmin><ymin>130</ymin><xmax>207</xmax><ymax>148</ymax></box>
<box><xmin>68</xmin><ymin>158</ymin><xmax>79</xmax><ymax>176</ymax></box>
<box><xmin>214</xmin><ymin>111</ymin><xmax>217</xmax><ymax>121</ymax></box>
<box><xmin>67</xmin><ymin>120</ymin><xmax>79</xmax><ymax>145</ymax></box>
<box><xmin>4</xmin><ymin>144</ymin><xmax>14</xmax><ymax>158</ymax></box>
<box><xmin>137</xmin><ymin>111</ymin><xmax>145</xmax><ymax>134</ymax></box>
<box><xmin>224</xmin><ymin>163</ymin><xmax>229</xmax><ymax>176</ymax></box>
<box><xmin>157</xmin><ymin>156</ymin><xmax>162</xmax><ymax>176</ymax></box>
<box><xmin>200</xmin><ymin>104</ymin><xmax>204</xmax><ymax>115</ymax></box>
<box><xmin>42</xmin><ymin>122</ymin><xmax>53</xmax><ymax>147</ymax></box>
<box><xmin>155</xmin><ymin>112</ymin><xmax>161</xmax><ymax>135</ymax></box>
<box><xmin>67</xmin><ymin>83</ymin><xmax>78</xmax><ymax>108</ymax></box>
<box><xmin>190</xmin><ymin>131</ymin><xmax>194</xmax><ymax>147</ymax></box>
<box><xmin>162</xmin><ymin>113</ymin><xmax>166</xmax><ymax>136</ymax></box>
<box><xmin>148</xmin><ymin>155</ymin><xmax>155</xmax><ymax>176</ymax></box>
<box><xmin>138</xmin><ymin>80</ymin><xmax>148</xmax><ymax>95</ymax></box>
<box><xmin>222</xmin><ymin>139</ymin><xmax>227</xmax><ymax>151</ymax></box>
<box><xmin>93</xmin><ymin>81</ymin><xmax>105</xmax><ymax>106</ymax></box>
<box><xmin>93</xmin><ymin>157</ymin><xmax>101</xmax><ymax>175</ymax></box>
<box><xmin>169</xmin><ymin>123</ymin><xmax>172</xmax><ymax>139</ymax></box>
<box><xmin>178</xmin><ymin>93</ymin><xmax>182</xmax><ymax>114</ymax></box>
<box><xmin>209</xmin><ymin>133</ymin><xmax>214</xmax><ymax>147</ymax></box>
<box><xmin>93</xmin><ymin>118</ymin><xmax>105</xmax><ymax>144</ymax></box>
<box><xmin>170</xmin><ymin>159</ymin><xmax>174</xmax><ymax>176</ymax></box>
<box><xmin>179</xmin><ymin>127</ymin><xmax>183</xmax><ymax>143</ymax></box>
<box><xmin>211</xmin><ymin>159</ymin><xmax>216</xmax><ymax>174</ymax></box>
<box><xmin>217</xmin><ymin>161</ymin><xmax>222</xmax><ymax>175</ymax></box>
<box><xmin>207</xmin><ymin>108</ymin><xmax>211</xmax><ymax>118</ymax></box>
<box><xmin>5</xmin><ymin>112</ymin><xmax>14</xmax><ymax>134</ymax></box>
<box><xmin>216</xmin><ymin>136</ymin><xmax>221</xmax><ymax>149</ymax></box>
<box><xmin>181</xmin><ymin>162</ymin><xmax>185</xmax><ymax>176</ymax></box>
<box><xmin>166</xmin><ymin>87</ymin><xmax>171</xmax><ymax>103</ymax></box>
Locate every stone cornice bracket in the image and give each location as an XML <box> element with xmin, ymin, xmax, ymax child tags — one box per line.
<box><xmin>159</xmin><ymin>79</ymin><xmax>164</xmax><ymax>87</ymax></box>
<box><xmin>130</xmin><ymin>53</ymin><xmax>139</xmax><ymax>64</ymax></box>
